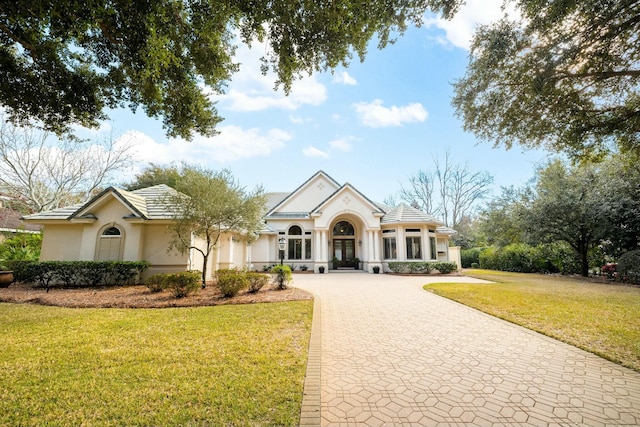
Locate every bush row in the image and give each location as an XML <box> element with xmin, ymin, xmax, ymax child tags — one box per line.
<box><xmin>386</xmin><ymin>261</ymin><xmax>458</xmax><ymax>274</ymax></box>
<box><xmin>145</xmin><ymin>269</ymin><xmax>279</xmax><ymax>298</ymax></box>
<box><xmin>475</xmin><ymin>243</ymin><xmax>582</xmax><ymax>274</ymax></box>
<box><xmin>8</xmin><ymin>260</ymin><xmax>149</xmax><ymax>288</ymax></box>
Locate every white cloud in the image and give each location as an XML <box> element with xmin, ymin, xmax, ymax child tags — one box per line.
<box><xmin>329</xmin><ymin>138</ymin><xmax>353</xmax><ymax>152</ymax></box>
<box><xmin>217</xmin><ymin>37</ymin><xmax>327</xmax><ymax>111</ymax></box>
<box><xmin>303</xmin><ymin>146</ymin><xmax>330</xmax><ymax>158</ymax></box>
<box><xmin>423</xmin><ymin>0</ymin><xmax>519</xmax><ymax>50</ymax></box>
<box><xmin>118</xmin><ymin>126</ymin><xmax>291</xmax><ymax>167</ymax></box>
<box><xmin>332</xmin><ymin>71</ymin><xmax>357</xmax><ymax>85</ymax></box>
<box><xmin>352</xmin><ymin>99</ymin><xmax>428</xmax><ymax>128</ymax></box>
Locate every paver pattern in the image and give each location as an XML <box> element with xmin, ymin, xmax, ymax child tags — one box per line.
<box><xmin>295</xmin><ymin>273</ymin><xmax>640</xmax><ymax>426</ymax></box>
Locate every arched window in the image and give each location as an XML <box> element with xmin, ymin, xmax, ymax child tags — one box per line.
<box><xmin>286</xmin><ymin>225</ymin><xmax>311</xmax><ymax>260</ymax></box>
<box><xmin>96</xmin><ymin>225</ymin><xmax>124</xmax><ymax>261</ymax></box>
<box><xmin>333</xmin><ymin>221</ymin><xmax>355</xmax><ymax>236</ymax></box>
<box><xmin>288</xmin><ymin>225</ymin><xmax>302</xmax><ymax>235</ymax></box>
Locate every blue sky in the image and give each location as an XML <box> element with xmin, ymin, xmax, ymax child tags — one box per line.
<box><xmin>77</xmin><ymin>0</ymin><xmax>548</xmax><ymax>202</ymax></box>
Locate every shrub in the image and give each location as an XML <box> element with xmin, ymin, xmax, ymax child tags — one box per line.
<box><xmin>145</xmin><ymin>274</ymin><xmax>169</xmax><ymax>293</ymax></box>
<box><xmin>471</xmin><ymin>262</ymin><xmax>480</xmax><ymax>269</ymax></box>
<box><xmin>215</xmin><ymin>269</ymin><xmax>248</xmax><ymax>297</ymax></box>
<box><xmin>271</xmin><ymin>265</ymin><xmax>292</xmax><ymax>290</ymax></box>
<box><xmin>433</xmin><ymin>262</ymin><xmax>457</xmax><ymax>274</ymax></box>
<box><xmin>10</xmin><ymin>261</ymin><xmax>149</xmax><ymax>288</ymax></box>
<box><xmin>167</xmin><ymin>271</ymin><xmax>201</xmax><ymax>298</ymax></box>
<box><xmin>387</xmin><ymin>262</ymin><xmax>433</xmax><ymax>274</ymax></box>
<box><xmin>618</xmin><ymin>250</ymin><xmax>640</xmax><ymax>284</ymax></box>
<box><xmin>246</xmin><ymin>272</ymin><xmax>270</xmax><ymax>293</ymax></box>
<box><xmin>461</xmin><ymin>247</ymin><xmax>485</xmax><ymax>268</ymax></box>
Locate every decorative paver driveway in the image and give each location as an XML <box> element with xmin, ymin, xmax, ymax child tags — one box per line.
<box><xmin>295</xmin><ymin>273</ymin><xmax>640</xmax><ymax>426</ymax></box>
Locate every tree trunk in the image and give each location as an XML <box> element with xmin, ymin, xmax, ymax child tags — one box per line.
<box><xmin>579</xmin><ymin>245</ymin><xmax>589</xmax><ymax>277</ymax></box>
<box><xmin>201</xmin><ymin>253</ymin><xmax>208</xmax><ymax>288</ymax></box>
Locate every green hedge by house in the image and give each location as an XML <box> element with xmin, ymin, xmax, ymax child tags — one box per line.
<box><xmin>386</xmin><ymin>261</ymin><xmax>457</xmax><ymax>274</ymax></box>
<box><xmin>8</xmin><ymin>260</ymin><xmax>149</xmax><ymax>289</ymax></box>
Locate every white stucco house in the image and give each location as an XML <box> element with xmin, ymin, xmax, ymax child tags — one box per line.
<box><xmin>22</xmin><ymin>171</ymin><xmax>460</xmax><ymax>280</ymax></box>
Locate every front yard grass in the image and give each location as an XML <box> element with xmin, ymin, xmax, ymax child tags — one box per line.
<box><xmin>425</xmin><ymin>269</ymin><xmax>640</xmax><ymax>372</ymax></box>
<box><xmin>0</xmin><ymin>300</ymin><xmax>312</xmax><ymax>427</ymax></box>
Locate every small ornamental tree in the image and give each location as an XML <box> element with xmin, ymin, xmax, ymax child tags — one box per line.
<box><xmin>165</xmin><ymin>166</ymin><xmax>266</xmax><ymax>287</ymax></box>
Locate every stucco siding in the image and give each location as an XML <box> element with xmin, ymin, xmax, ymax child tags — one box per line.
<box><xmin>40</xmin><ymin>225</ymin><xmax>83</xmax><ymax>261</ymax></box>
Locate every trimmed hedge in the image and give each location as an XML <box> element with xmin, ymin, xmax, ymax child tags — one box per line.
<box><xmin>215</xmin><ymin>269</ymin><xmax>249</xmax><ymax>297</ymax></box>
<box><xmin>166</xmin><ymin>271</ymin><xmax>201</xmax><ymax>298</ymax></box>
<box><xmin>246</xmin><ymin>272</ymin><xmax>270</xmax><ymax>293</ymax></box>
<box><xmin>7</xmin><ymin>260</ymin><xmax>149</xmax><ymax>288</ymax></box>
<box><xmin>386</xmin><ymin>261</ymin><xmax>457</xmax><ymax>274</ymax></box>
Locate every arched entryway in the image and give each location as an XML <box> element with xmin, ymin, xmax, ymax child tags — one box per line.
<box><xmin>332</xmin><ymin>220</ymin><xmax>357</xmax><ymax>268</ymax></box>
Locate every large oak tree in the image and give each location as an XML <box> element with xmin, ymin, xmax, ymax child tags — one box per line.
<box><xmin>0</xmin><ymin>0</ymin><xmax>459</xmax><ymax>139</ymax></box>
<box><xmin>453</xmin><ymin>0</ymin><xmax>640</xmax><ymax>160</ymax></box>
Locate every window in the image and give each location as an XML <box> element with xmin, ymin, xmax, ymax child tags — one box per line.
<box><xmin>383</xmin><ymin>237</ymin><xmax>397</xmax><ymax>260</ymax></box>
<box><xmin>430</xmin><ymin>237</ymin><xmax>437</xmax><ymax>260</ymax></box>
<box><xmin>287</xmin><ymin>225</ymin><xmax>305</xmax><ymax>260</ymax></box>
<box><xmin>305</xmin><ymin>238</ymin><xmax>312</xmax><ymax>259</ymax></box>
<box><xmin>288</xmin><ymin>238</ymin><xmax>303</xmax><ymax>259</ymax></box>
<box><xmin>406</xmin><ymin>236</ymin><xmax>422</xmax><ymax>260</ymax></box>
<box><xmin>333</xmin><ymin>221</ymin><xmax>354</xmax><ymax>236</ymax></box>
<box><xmin>96</xmin><ymin>226</ymin><xmax>123</xmax><ymax>261</ymax></box>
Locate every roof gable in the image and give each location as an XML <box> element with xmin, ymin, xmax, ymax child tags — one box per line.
<box><xmin>22</xmin><ymin>184</ymin><xmax>180</xmax><ymax>222</ymax></box>
<box><xmin>311</xmin><ymin>183</ymin><xmax>384</xmax><ymax>216</ymax></box>
<box><xmin>266</xmin><ymin>171</ymin><xmax>340</xmax><ymax>216</ymax></box>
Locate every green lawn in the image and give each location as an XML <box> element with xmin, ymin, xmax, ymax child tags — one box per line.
<box><xmin>425</xmin><ymin>269</ymin><xmax>640</xmax><ymax>372</ymax></box>
<box><xmin>0</xmin><ymin>301</ymin><xmax>313</xmax><ymax>427</ymax></box>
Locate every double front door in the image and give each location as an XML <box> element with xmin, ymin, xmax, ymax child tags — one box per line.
<box><xmin>333</xmin><ymin>238</ymin><xmax>356</xmax><ymax>268</ymax></box>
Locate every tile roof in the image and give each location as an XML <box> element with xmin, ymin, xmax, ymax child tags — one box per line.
<box><xmin>22</xmin><ymin>184</ymin><xmax>180</xmax><ymax>222</ymax></box>
<box><xmin>380</xmin><ymin>203</ymin><xmax>444</xmax><ymax>225</ymax></box>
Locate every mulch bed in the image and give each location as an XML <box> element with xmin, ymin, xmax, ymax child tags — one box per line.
<box><xmin>0</xmin><ymin>282</ymin><xmax>313</xmax><ymax>309</ymax></box>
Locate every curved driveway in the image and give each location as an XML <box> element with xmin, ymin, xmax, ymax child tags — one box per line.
<box><xmin>294</xmin><ymin>272</ymin><xmax>640</xmax><ymax>426</ymax></box>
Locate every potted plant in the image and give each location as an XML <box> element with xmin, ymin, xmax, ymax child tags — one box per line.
<box><xmin>373</xmin><ymin>265</ymin><xmax>380</xmax><ymax>274</ymax></box>
<box><xmin>332</xmin><ymin>256</ymin><xmax>339</xmax><ymax>269</ymax></box>
<box><xmin>353</xmin><ymin>257</ymin><xmax>360</xmax><ymax>270</ymax></box>
<box><xmin>0</xmin><ymin>260</ymin><xmax>14</xmax><ymax>287</ymax></box>
<box><xmin>318</xmin><ymin>265</ymin><xmax>325</xmax><ymax>274</ymax></box>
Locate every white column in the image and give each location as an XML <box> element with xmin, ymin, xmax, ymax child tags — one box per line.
<box><xmin>397</xmin><ymin>227</ymin><xmax>405</xmax><ymax>260</ymax></box>
<box><xmin>323</xmin><ymin>230</ymin><xmax>328</xmax><ymax>261</ymax></box>
<box><xmin>228</xmin><ymin>236</ymin><xmax>234</xmax><ymax>267</ymax></box>
<box><xmin>373</xmin><ymin>230</ymin><xmax>380</xmax><ymax>262</ymax></box>
<box><xmin>368</xmin><ymin>231</ymin><xmax>373</xmax><ymax>260</ymax></box>
<box><xmin>315</xmin><ymin>231</ymin><xmax>321</xmax><ymax>262</ymax></box>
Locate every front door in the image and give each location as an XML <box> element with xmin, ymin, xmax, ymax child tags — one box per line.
<box><xmin>333</xmin><ymin>239</ymin><xmax>355</xmax><ymax>267</ymax></box>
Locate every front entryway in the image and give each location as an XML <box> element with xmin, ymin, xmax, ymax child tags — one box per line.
<box><xmin>332</xmin><ymin>220</ymin><xmax>357</xmax><ymax>268</ymax></box>
<box><xmin>333</xmin><ymin>238</ymin><xmax>356</xmax><ymax>268</ymax></box>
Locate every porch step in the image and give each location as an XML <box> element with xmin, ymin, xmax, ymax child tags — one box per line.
<box><xmin>328</xmin><ymin>268</ymin><xmax>366</xmax><ymax>273</ymax></box>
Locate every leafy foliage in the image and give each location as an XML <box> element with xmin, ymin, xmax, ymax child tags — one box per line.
<box><xmin>453</xmin><ymin>0</ymin><xmax>640</xmax><ymax>160</ymax></box>
<box><xmin>386</xmin><ymin>261</ymin><xmax>457</xmax><ymax>274</ymax></box>
<box><xmin>270</xmin><ymin>265</ymin><xmax>292</xmax><ymax>290</ymax></box>
<box><xmin>215</xmin><ymin>269</ymin><xmax>249</xmax><ymax>297</ymax></box>
<box><xmin>145</xmin><ymin>274</ymin><xmax>169</xmax><ymax>293</ymax></box>
<box><xmin>123</xmin><ymin>163</ymin><xmax>181</xmax><ymax>191</ymax></box>
<box><xmin>246</xmin><ymin>272</ymin><xmax>270</xmax><ymax>293</ymax></box>
<box><xmin>165</xmin><ymin>166</ymin><xmax>266</xmax><ymax>286</ymax></box>
<box><xmin>478</xmin><ymin>243</ymin><xmax>581</xmax><ymax>275</ymax></box>
<box><xmin>1</xmin><ymin>0</ymin><xmax>461</xmax><ymax>139</ymax></box>
<box><xmin>10</xmin><ymin>261</ymin><xmax>149</xmax><ymax>288</ymax></box>
<box><xmin>0</xmin><ymin>233</ymin><xmax>41</xmax><ymax>269</ymax></box>
<box><xmin>165</xmin><ymin>271</ymin><xmax>201</xmax><ymax>298</ymax></box>
<box><xmin>618</xmin><ymin>250</ymin><xmax>640</xmax><ymax>285</ymax></box>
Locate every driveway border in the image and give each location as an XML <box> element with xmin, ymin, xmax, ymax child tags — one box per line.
<box><xmin>299</xmin><ymin>294</ymin><xmax>322</xmax><ymax>427</ymax></box>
